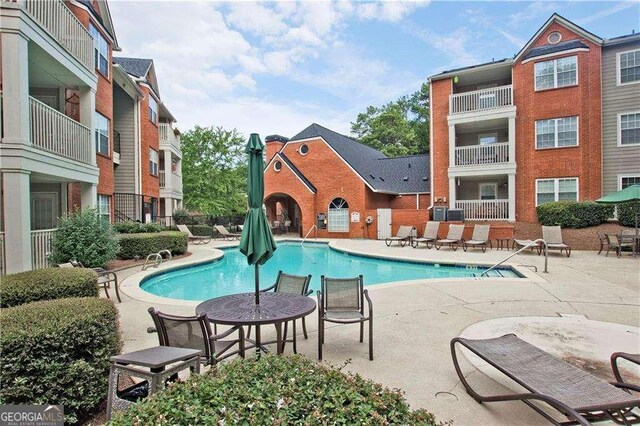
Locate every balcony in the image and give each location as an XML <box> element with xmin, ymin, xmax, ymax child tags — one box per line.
<box><xmin>159</xmin><ymin>170</ymin><xmax>165</xmax><ymax>188</ymax></box>
<box><xmin>455</xmin><ymin>200</ymin><xmax>509</xmax><ymax>221</ymax></box>
<box><xmin>454</xmin><ymin>142</ymin><xmax>509</xmax><ymax>167</ymax></box>
<box><xmin>159</xmin><ymin>170</ymin><xmax>182</xmax><ymax>190</ymax></box>
<box><xmin>159</xmin><ymin>123</ymin><xmax>181</xmax><ymax>155</ymax></box>
<box><xmin>450</xmin><ymin>85</ymin><xmax>513</xmax><ymax>116</ymax></box>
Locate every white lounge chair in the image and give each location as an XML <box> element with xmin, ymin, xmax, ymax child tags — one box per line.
<box><xmin>463</xmin><ymin>224</ymin><xmax>491</xmax><ymax>252</ymax></box>
<box><xmin>385</xmin><ymin>225</ymin><xmax>415</xmax><ymax>247</ymax></box>
<box><xmin>435</xmin><ymin>224</ymin><xmax>465</xmax><ymax>251</ymax></box>
<box><xmin>177</xmin><ymin>224</ymin><xmax>212</xmax><ymax>245</ymax></box>
<box><xmin>412</xmin><ymin>221</ymin><xmax>440</xmax><ymax>249</ymax></box>
<box><xmin>542</xmin><ymin>225</ymin><xmax>572</xmax><ymax>257</ymax></box>
<box><xmin>214</xmin><ymin>225</ymin><xmax>241</xmax><ymax>241</ymax></box>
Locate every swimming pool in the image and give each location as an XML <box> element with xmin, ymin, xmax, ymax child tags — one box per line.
<box><xmin>140</xmin><ymin>242</ymin><xmax>522</xmax><ymax>301</ymax></box>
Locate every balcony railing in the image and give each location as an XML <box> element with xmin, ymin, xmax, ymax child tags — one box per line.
<box><xmin>159</xmin><ymin>123</ymin><xmax>181</xmax><ymax>154</ymax></box>
<box><xmin>159</xmin><ymin>170</ymin><xmax>165</xmax><ymax>188</ymax></box>
<box><xmin>454</xmin><ymin>142</ymin><xmax>509</xmax><ymax>167</ymax></box>
<box><xmin>450</xmin><ymin>85</ymin><xmax>513</xmax><ymax>115</ymax></box>
<box><xmin>31</xmin><ymin>228</ymin><xmax>55</xmax><ymax>270</ymax></box>
<box><xmin>455</xmin><ymin>200</ymin><xmax>509</xmax><ymax>220</ymax></box>
<box><xmin>30</xmin><ymin>96</ymin><xmax>93</xmax><ymax>164</ymax></box>
<box><xmin>10</xmin><ymin>0</ymin><xmax>94</xmax><ymax>71</ymax></box>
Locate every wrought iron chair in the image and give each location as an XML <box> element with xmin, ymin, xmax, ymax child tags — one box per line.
<box><xmin>317</xmin><ymin>275</ymin><xmax>373</xmax><ymax>361</ymax></box>
<box><xmin>147</xmin><ymin>308</ymin><xmax>245</xmax><ymax>366</ymax></box>
<box><xmin>59</xmin><ymin>260</ymin><xmax>121</xmax><ymax>303</ymax></box>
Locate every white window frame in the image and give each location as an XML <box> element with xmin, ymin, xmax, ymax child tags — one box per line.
<box><xmin>327</xmin><ymin>198</ymin><xmax>349</xmax><ymax>233</ymax></box>
<box><xmin>619</xmin><ymin>174</ymin><xmax>640</xmax><ymax>190</ymax></box>
<box><xmin>616</xmin><ymin>48</ymin><xmax>640</xmax><ymax>86</ymax></box>
<box><xmin>535</xmin><ymin>116</ymin><xmax>579</xmax><ymax>149</ymax></box>
<box><xmin>89</xmin><ymin>23</ymin><xmax>109</xmax><ymax>77</ymax></box>
<box><xmin>148</xmin><ymin>95</ymin><xmax>158</xmax><ymax>124</ymax></box>
<box><xmin>478</xmin><ymin>133</ymin><xmax>498</xmax><ymax>145</ymax></box>
<box><xmin>97</xmin><ymin>194</ymin><xmax>111</xmax><ymax>222</ymax></box>
<box><xmin>95</xmin><ymin>111</ymin><xmax>109</xmax><ymax>155</ymax></box>
<box><xmin>149</xmin><ymin>148</ymin><xmax>159</xmax><ymax>176</ymax></box>
<box><xmin>478</xmin><ymin>183</ymin><xmax>497</xmax><ymax>200</ymax></box>
<box><xmin>617</xmin><ymin>111</ymin><xmax>640</xmax><ymax>147</ymax></box>
<box><xmin>534</xmin><ymin>55</ymin><xmax>578</xmax><ymax>91</ymax></box>
<box><xmin>535</xmin><ymin>177</ymin><xmax>579</xmax><ymax>206</ymax></box>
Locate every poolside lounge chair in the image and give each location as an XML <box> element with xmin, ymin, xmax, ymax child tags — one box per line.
<box><xmin>412</xmin><ymin>221</ymin><xmax>440</xmax><ymax>249</ymax></box>
<box><xmin>147</xmin><ymin>308</ymin><xmax>245</xmax><ymax>366</ymax></box>
<box><xmin>463</xmin><ymin>224</ymin><xmax>492</xmax><ymax>252</ymax></box>
<box><xmin>434</xmin><ymin>224</ymin><xmax>465</xmax><ymax>251</ymax></box>
<box><xmin>542</xmin><ymin>225</ymin><xmax>572</xmax><ymax>257</ymax></box>
<box><xmin>214</xmin><ymin>225</ymin><xmax>241</xmax><ymax>241</ymax></box>
<box><xmin>318</xmin><ymin>275</ymin><xmax>373</xmax><ymax>361</ymax></box>
<box><xmin>176</xmin><ymin>224</ymin><xmax>211</xmax><ymax>245</ymax></box>
<box><xmin>385</xmin><ymin>225</ymin><xmax>415</xmax><ymax>247</ymax></box>
<box><xmin>512</xmin><ymin>238</ymin><xmax>542</xmax><ymax>254</ymax></box>
<box><xmin>58</xmin><ymin>261</ymin><xmax>121</xmax><ymax>302</ymax></box>
<box><xmin>451</xmin><ymin>334</ymin><xmax>640</xmax><ymax>425</ymax></box>
<box><xmin>605</xmin><ymin>234</ymin><xmax>635</xmax><ymax>258</ymax></box>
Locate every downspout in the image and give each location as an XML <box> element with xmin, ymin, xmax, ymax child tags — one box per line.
<box><xmin>428</xmin><ymin>79</ymin><xmax>435</xmax><ymax>211</ymax></box>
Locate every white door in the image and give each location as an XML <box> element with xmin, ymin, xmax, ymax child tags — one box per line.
<box><xmin>31</xmin><ymin>192</ymin><xmax>59</xmax><ymax>230</ymax></box>
<box><xmin>377</xmin><ymin>208</ymin><xmax>392</xmax><ymax>240</ymax></box>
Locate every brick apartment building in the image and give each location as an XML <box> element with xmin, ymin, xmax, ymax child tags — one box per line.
<box><xmin>0</xmin><ymin>0</ymin><xmax>182</xmax><ymax>273</ymax></box>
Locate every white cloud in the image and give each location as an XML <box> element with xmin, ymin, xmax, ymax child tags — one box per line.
<box><xmin>575</xmin><ymin>1</ymin><xmax>639</xmax><ymax>25</ymax></box>
<box><xmin>406</xmin><ymin>25</ymin><xmax>480</xmax><ymax>69</ymax></box>
<box><xmin>225</xmin><ymin>2</ymin><xmax>288</xmax><ymax>36</ymax></box>
<box><xmin>496</xmin><ymin>29</ymin><xmax>526</xmax><ymax>48</ymax></box>
<box><xmin>507</xmin><ymin>2</ymin><xmax>558</xmax><ymax>28</ymax></box>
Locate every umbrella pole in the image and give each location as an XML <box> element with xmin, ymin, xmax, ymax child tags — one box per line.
<box><xmin>255</xmin><ymin>263</ymin><xmax>260</xmax><ymax>305</ymax></box>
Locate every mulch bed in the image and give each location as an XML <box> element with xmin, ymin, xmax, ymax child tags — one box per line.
<box><xmin>105</xmin><ymin>252</ymin><xmax>193</xmax><ymax>271</ymax></box>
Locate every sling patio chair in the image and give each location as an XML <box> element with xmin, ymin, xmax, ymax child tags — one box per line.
<box><xmin>512</xmin><ymin>238</ymin><xmax>542</xmax><ymax>254</ymax></box>
<box><xmin>214</xmin><ymin>225</ymin><xmax>241</xmax><ymax>241</ymax></box>
<box><xmin>317</xmin><ymin>275</ymin><xmax>373</xmax><ymax>361</ymax></box>
<box><xmin>147</xmin><ymin>308</ymin><xmax>245</xmax><ymax>366</ymax></box>
<box><xmin>451</xmin><ymin>334</ymin><xmax>640</xmax><ymax>425</ymax></box>
<box><xmin>412</xmin><ymin>221</ymin><xmax>440</xmax><ymax>249</ymax></box>
<box><xmin>463</xmin><ymin>224</ymin><xmax>492</xmax><ymax>252</ymax></box>
<box><xmin>605</xmin><ymin>234</ymin><xmax>635</xmax><ymax>258</ymax></box>
<box><xmin>597</xmin><ymin>232</ymin><xmax>609</xmax><ymax>255</ymax></box>
<box><xmin>385</xmin><ymin>225</ymin><xmax>415</xmax><ymax>247</ymax></box>
<box><xmin>542</xmin><ymin>225</ymin><xmax>572</xmax><ymax>257</ymax></box>
<box><xmin>59</xmin><ymin>261</ymin><xmax>121</xmax><ymax>303</ymax></box>
<box><xmin>434</xmin><ymin>224</ymin><xmax>465</xmax><ymax>251</ymax></box>
<box><xmin>246</xmin><ymin>271</ymin><xmax>312</xmax><ymax>354</ymax></box>
<box><xmin>176</xmin><ymin>224</ymin><xmax>211</xmax><ymax>245</ymax></box>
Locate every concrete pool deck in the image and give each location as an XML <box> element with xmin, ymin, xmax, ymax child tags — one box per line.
<box><xmin>113</xmin><ymin>238</ymin><xmax>640</xmax><ymax>425</ymax></box>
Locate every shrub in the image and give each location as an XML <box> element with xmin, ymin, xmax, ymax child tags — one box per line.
<box><xmin>618</xmin><ymin>201</ymin><xmax>639</xmax><ymax>228</ymax></box>
<box><xmin>117</xmin><ymin>231</ymin><xmax>188</xmax><ymax>259</ymax></box>
<box><xmin>110</xmin><ymin>355</ymin><xmax>440</xmax><ymax>425</ymax></box>
<box><xmin>0</xmin><ymin>268</ymin><xmax>98</xmax><ymax>308</ymax></box>
<box><xmin>50</xmin><ymin>208</ymin><xmax>120</xmax><ymax>268</ymax></box>
<box><xmin>536</xmin><ymin>201</ymin><xmax>614</xmax><ymax>228</ymax></box>
<box><xmin>187</xmin><ymin>224</ymin><xmax>215</xmax><ymax>237</ymax></box>
<box><xmin>0</xmin><ymin>297</ymin><xmax>121</xmax><ymax>424</ymax></box>
<box><xmin>113</xmin><ymin>221</ymin><xmax>163</xmax><ymax>234</ymax></box>
<box><xmin>172</xmin><ymin>208</ymin><xmax>190</xmax><ymax>225</ymax></box>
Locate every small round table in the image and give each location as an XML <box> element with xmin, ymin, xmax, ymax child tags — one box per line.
<box><xmin>495</xmin><ymin>238</ymin><xmax>511</xmax><ymax>250</ymax></box>
<box><xmin>196</xmin><ymin>292</ymin><xmax>316</xmax><ymax>355</ymax></box>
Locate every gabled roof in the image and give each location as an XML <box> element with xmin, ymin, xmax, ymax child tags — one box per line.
<box><xmin>523</xmin><ymin>39</ymin><xmax>589</xmax><ymax>60</ymax></box>
<box><xmin>113</xmin><ymin>57</ymin><xmax>153</xmax><ymax>79</ymax></box>
<box><xmin>277</xmin><ymin>153</ymin><xmax>316</xmax><ymax>193</ymax></box>
<box><xmin>76</xmin><ymin>0</ymin><xmax>119</xmax><ymax>50</ymax></box>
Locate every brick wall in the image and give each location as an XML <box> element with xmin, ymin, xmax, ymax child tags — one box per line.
<box><xmin>139</xmin><ymin>86</ymin><xmax>160</xmax><ymax>200</ymax></box>
<box><xmin>430</xmin><ymin>78</ymin><xmax>452</xmax><ymax>208</ymax></box>
<box><xmin>265</xmin><ymin>140</ymin><xmax>284</xmax><ymax>163</ymax></box>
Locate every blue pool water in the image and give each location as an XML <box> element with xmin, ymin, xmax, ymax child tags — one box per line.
<box><xmin>141</xmin><ymin>243</ymin><xmax>521</xmax><ymax>301</ymax></box>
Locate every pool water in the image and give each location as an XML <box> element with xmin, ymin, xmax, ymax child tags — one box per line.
<box><xmin>140</xmin><ymin>242</ymin><xmax>521</xmax><ymax>301</ymax></box>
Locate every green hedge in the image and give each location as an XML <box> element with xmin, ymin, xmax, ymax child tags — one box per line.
<box><xmin>188</xmin><ymin>224</ymin><xmax>216</xmax><ymax>237</ymax></box>
<box><xmin>113</xmin><ymin>221</ymin><xmax>164</xmax><ymax>234</ymax></box>
<box><xmin>0</xmin><ymin>297</ymin><xmax>121</xmax><ymax>424</ymax></box>
<box><xmin>110</xmin><ymin>355</ymin><xmax>438</xmax><ymax>425</ymax></box>
<box><xmin>117</xmin><ymin>231</ymin><xmax>188</xmax><ymax>259</ymax></box>
<box><xmin>0</xmin><ymin>268</ymin><xmax>98</xmax><ymax>308</ymax></box>
<box><xmin>536</xmin><ymin>201</ymin><xmax>614</xmax><ymax>228</ymax></box>
<box><xmin>618</xmin><ymin>201</ymin><xmax>639</xmax><ymax>227</ymax></box>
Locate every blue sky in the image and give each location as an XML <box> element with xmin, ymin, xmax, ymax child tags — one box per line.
<box><xmin>110</xmin><ymin>1</ymin><xmax>639</xmax><ymax>139</ymax></box>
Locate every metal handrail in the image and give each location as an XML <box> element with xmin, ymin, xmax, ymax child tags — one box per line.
<box><xmin>481</xmin><ymin>238</ymin><xmax>548</xmax><ymax>276</ymax></box>
<box><xmin>301</xmin><ymin>225</ymin><xmax>317</xmax><ymax>246</ymax></box>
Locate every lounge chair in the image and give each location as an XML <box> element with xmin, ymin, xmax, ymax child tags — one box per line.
<box><xmin>58</xmin><ymin>261</ymin><xmax>121</xmax><ymax>302</ymax></box>
<box><xmin>512</xmin><ymin>238</ymin><xmax>542</xmax><ymax>254</ymax></box>
<box><xmin>412</xmin><ymin>221</ymin><xmax>440</xmax><ymax>249</ymax></box>
<box><xmin>238</xmin><ymin>224</ymin><xmax>244</xmax><ymax>231</ymax></box>
<box><xmin>463</xmin><ymin>224</ymin><xmax>492</xmax><ymax>252</ymax></box>
<box><xmin>214</xmin><ymin>225</ymin><xmax>241</xmax><ymax>241</ymax></box>
<box><xmin>542</xmin><ymin>225</ymin><xmax>572</xmax><ymax>257</ymax></box>
<box><xmin>597</xmin><ymin>232</ymin><xmax>609</xmax><ymax>255</ymax></box>
<box><xmin>451</xmin><ymin>334</ymin><xmax>640</xmax><ymax>425</ymax></box>
<box><xmin>605</xmin><ymin>234</ymin><xmax>635</xmax><ymax>258</ymax></box>
<box><xmin>385</xmin><ymin>225</ymin><xmax>415</xmax><ymax>247</ymax></box>
<box><xmin>434</xmin><ymin>224</ymin><xmax>465</xmax><ymax>251</ymax></box>
<box><xmin>176</xmin><ymin>224</ymin><xmax>211</xmax><ymax>245</ymax></box>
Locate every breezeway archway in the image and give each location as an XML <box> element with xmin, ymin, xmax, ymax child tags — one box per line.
<box><xmin>264</xmin><ymin>193</ymin><xmax>303</xmax><ymax>236</ymax></box>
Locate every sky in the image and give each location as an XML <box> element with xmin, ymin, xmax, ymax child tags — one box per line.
<box><xmin>109</xmin><ymin>0</ymin><xmax>640</xmax><ymax>139</ymax></box>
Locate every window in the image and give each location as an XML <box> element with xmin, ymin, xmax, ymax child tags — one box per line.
<box><xmin>620</xmin><ymin>176</ymin><xmax>640</xmax><ymax>189</ymax></box>
<box><xmin>534</xmin><ymin>56</ymin><xmax>577</xmax><ymax>90</ymax></box>
<box><xmin>479</xmin><ymin>183</ymin><xmax>497</xmax><ymax>200</ymax></box>
<box><xmin>478</xmin><ymin>133</ymin><xmax>498</xmax><ymax>145</ymax></box>
<box><xmin>547</xmin><ymin>31</ymin><xmax>562</xmax><ymax>44</ymax></box>
<box><xmin>97</xmin><ymin>195</ymin><xmax>110</xmax><ymax>222</ymax></box>
<box><xmin>273</xmin><ymin>160</ymin><xmax>282</xmax><ymax>171</ymax></box>
<box><xmin>149</xmin><ymin>149</ymin><xmax>159</xmax><ymax>175</ymax></box>
<box><xmin>536</xmin><ymin>178</ymin><xmax>578</xmax><ymax>205</ymax></box>
<box><xmin>619</xmin><ymin>112</ymin><xmax>640</xmax><ymax>146</ymax></box>
<box><xmin>328</xmin><ymin>198</ymin><xmax>349</xmax><ymax>233</ymax></box>
<box><xmin>300</xmin><ymin>144</ymin><xmax>309</xmax><ymax>155</ymax></box>
<box><xmin>148</xmin><ymin>95</ymin><xmax>158</xmax><ymax>124</ymax></box>
<box><xmin>536</xmin><ymin>116</ymin><xmax>578</xmax><ymax>149</ymax></box>
<box><xmin>95</xmin><ymin>111</ymin><xmax>109</xmax><ymax>155</ymax></box>
<box><xmin>618</xmin><ymin>49</ymin><xmax>640</xmax><ymax>85</ymax></box>
<box><xmin>89</xmin><ymin>24</ymin><xmax>109</xmax><ymax>76</ymax></box>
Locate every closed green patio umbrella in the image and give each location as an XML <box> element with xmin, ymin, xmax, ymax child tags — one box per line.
<box><xmin>596</xmin><ymin>184</ymin><xmax>640</xmax><ymax>235</ymax></box>
<box><xmin>238</xmin><ymin>133</ymin><xmax>277</xmax><ymax>305</ymax></box>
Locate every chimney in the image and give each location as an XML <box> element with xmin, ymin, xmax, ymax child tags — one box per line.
<box><xmin>265</xmin><ymin>135</ymin><xmax>289</xmax><ymax>162</ymax></box>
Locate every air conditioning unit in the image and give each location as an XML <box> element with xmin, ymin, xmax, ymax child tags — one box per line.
<box><xmin>447</xmin><ymin>209</ymin><xmax>465</xmax><ymax>222</ymax></box>
<box><xmin>433</xmin><ymin>207</ymin><xmax>448</xmax><ymax>222</ymax></box>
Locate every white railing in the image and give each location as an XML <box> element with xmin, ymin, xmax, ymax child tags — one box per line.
<box><xmin>455</xmin><ymin>200</ymin><xmax>509</xmax><ymax>220</ymax></box>
<box><xmin>454</xmin><ymin>142</ymin><xmax>509</xmax><ymax>166</ymax></box>
<box><xmin>450</xmin><ymin>85</ymin><xmax>513</xmax><ymax>115</ymax></box>
<box><xmin>30</xmin><ymin>96</ymin><xmax>93</xmax><ymax>164</ymax></box>
<box><xmin>12</xmin><ymin>0</ymin><xmax>95</xmax><ymax>71</ymax></box>
<box><xmin>159</xmin><ymin>123</ymin><xmax>181</xmax><ymax>154</ymax></box>
<box><xmin>159</xmin><ymin>170</ymin><xmax>166</xmax><ymax>188</ymax></box>
<box><xmin>0</xmin><ymin>232</ymin><xmax>5</xmax><ymax>275</ymax></box>
<box><xmin>31</xmin><ymin>228</ymin><xmax>55</xmax><ymax>270</ymax></box>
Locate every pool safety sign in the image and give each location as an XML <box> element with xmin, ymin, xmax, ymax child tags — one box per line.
<box><xmin>351</xmin><ymin>212</ymin><xmax>360</xmax><ymax>223</ymax></box>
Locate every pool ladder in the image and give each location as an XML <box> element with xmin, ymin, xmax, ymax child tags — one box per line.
<box><xmin>142</xmin><ymin>249</ymin><xmax>172</xmax><ymax>271</ymax></box>
<box><xmin>301</xmin><ymin>225</ymin><xmax>317</xmax><ymax>246</ymax></box>
<box><xmin>480</xmin><ymin>238</ymin><xmax>548</xmax><ymax>276</ymax></box>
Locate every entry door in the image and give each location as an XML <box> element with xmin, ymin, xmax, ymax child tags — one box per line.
<box><xmin>31</xmin><ymin>192</ymin><xmax>59</xmax><ymax>230</ymax></box>
<box><xmin>377</xmin><ymin>208</ymin><xmax>392</xmax><ymax>240</ymax></box>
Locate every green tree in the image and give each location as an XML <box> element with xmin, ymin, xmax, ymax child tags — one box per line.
<box><xmin>351</xmin><ymin>82</ymin><xmax>430</xmax><ymax>157</ymax></box>
<box><xmin>181</xmin><ymin>126</ymin><xmax>248</xmax><ymax>216</ymax></box>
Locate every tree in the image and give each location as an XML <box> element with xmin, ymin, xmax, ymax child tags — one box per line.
<box><xmin>351</xmin><ymin>82</ymin><xmax>430</xmax><ymax>157</ymax></box>
<box><xmin>181</xmin><ymin>126</ymin><xmax>248</xmax><ymax>216</ymax></box>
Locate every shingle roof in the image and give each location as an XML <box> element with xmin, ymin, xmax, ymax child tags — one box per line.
<box><xmin>288</xmin><ymin>123</ymin><xmax>429</xmax><ymax>194</ymax></box>
<box><xmin>431</xmin><ymin>58</ymin><xmax>512</xmax><ymax>79</ymax></box>
<box><xmin>278</xmin><ymin>153</ymin><xmax>316</xmax><ymax>193</ymax></box>
<box><xmin>604</xmin><ymin>32</ymin><xmax>640</xmax><ymax>46</ymax></box>
<box><xmin>113</xmin><ymin>57</ymin><xmax>153</xmax><ymax>79</ymax></box>
<box><xmin>522</xmin><ymin>39</ymin><xmax>589</xmax><ymax>60</ymax></box>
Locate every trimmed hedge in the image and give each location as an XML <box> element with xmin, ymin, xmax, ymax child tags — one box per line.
<box><xmin>536</xmin><ymin>201</ymin><xmax>614</xmax><ymax>228</ymax></box>
<box><xmin>0</xmin><ymin>297</ymin><xmax>121</xmax><ymax>424</ymax></box>
<box><xmin>188</xmin><ymin>224</ymin><xmax>216</xmax><ymax>237</ymax></box>
<box><xmin>618</xmin><ymin>201</ymin><xmax>639</xmax><ymax>227</ymax></box>
<box><xmin>117</xmin><ymin>231</ymin><xmax>188</xmax><ymax>259</ymax></box>
<box><xmin>110</xmin><ymin>355</ymin><xmax>439</xmax><ymax>425</ymax></box>
<box><xmin>0</xmin><ymin>268</ymin><xmax>98</xmax><ymax>308</ymax></box>
<box><xmin>113</xmin><ymin>221</ymin><xmax>164</xmax><ymax>234</ymax></box>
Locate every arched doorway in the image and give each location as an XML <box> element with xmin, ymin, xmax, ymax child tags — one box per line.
<box><xmin>264</xmin><ymin>193</ymin><xmax>303</xmax><ymax>236</ymax></box>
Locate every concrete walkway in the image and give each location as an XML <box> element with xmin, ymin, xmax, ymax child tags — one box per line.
<box><xmin>113</xmin><ymin>238</ymin><xmax>640</xmax><ymax>425</ymax></box>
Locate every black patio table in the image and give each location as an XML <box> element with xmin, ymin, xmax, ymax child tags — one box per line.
<box><xmin>196</xmin><ymin>292</ymin><xmax>316</xmax><ymax>355</ymax></box>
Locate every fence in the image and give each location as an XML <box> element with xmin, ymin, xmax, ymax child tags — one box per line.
<box><xmin>31</xmin><ymin>228</ymin><xmax>55</xmax><ymax>270</ymax></box>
